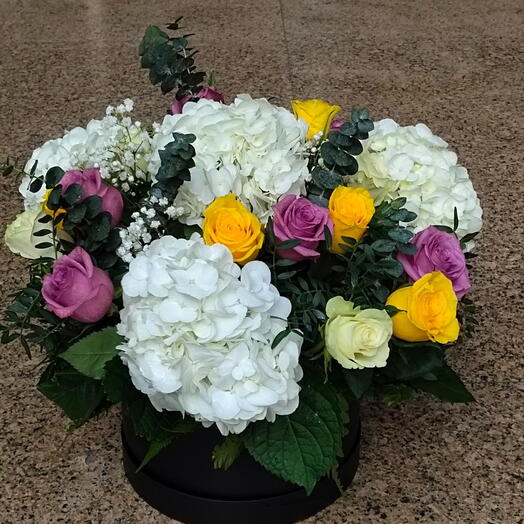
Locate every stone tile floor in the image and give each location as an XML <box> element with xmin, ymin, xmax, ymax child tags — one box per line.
<box><xmin>0</xmin><ymin>0</ymin><xmax>522</xmax><ymax>522</ymax></box>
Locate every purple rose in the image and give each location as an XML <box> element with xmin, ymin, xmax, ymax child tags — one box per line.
<box><xmin>42</xmin><ymin>247</ymin><xmax>114</xmax><ymax>323</ymax></box>
<box><xmin>170</xmin><ymin>86</ymin><xmax>225</xmax><ymax>114</ymax></box>
<box><xmin>273</xmin><ymin>195</ymin><xmax>333</xmax><ymax>261</ymax></box>
<box><xmin>61</xmin><ymin>168</ymin><xmax>123</xmax><ymax>227</ymax></box>
<box><xmin>397</xmin><ymin>226</ymin><xmax>471</xmax><ymax>298</ymax></box>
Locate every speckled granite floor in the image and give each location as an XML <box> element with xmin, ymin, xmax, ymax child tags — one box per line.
<box><xmin>0</xmin><ymin>0</ymin><xmax>522</xmax><ymax>522</ymax></box>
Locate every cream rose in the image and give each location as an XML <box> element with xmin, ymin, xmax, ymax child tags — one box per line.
<box><xmin>324</xmin><ymin>297</ymin><xmax>392</xmax><ymax>369</ymax></box>
<box><xmin>4</xmin><ymin>209</ymin><xmax>56</xmax><ymax>259</ymax></box>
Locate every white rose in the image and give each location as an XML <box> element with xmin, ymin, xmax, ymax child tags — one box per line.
<box><xmin>324</xmin><ymin>297</ymin><xmax>392</xmax><ymax>369</ymax></box>
<box><xmin>4</xmin><ymin>209</ymin><xmax>56</xmax><ymax>259</ymax></box>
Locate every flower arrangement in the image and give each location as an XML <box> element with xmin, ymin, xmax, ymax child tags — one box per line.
<box><xmin>2</xmin><ymin>20</ymin><xmax>482</xmax><ymax>497</ymax></box>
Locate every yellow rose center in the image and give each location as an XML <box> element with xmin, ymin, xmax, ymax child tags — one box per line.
<box><xmin>202</xmin><ymin>194</ymin><xmax>264</xmax><ymax>265</ymax></box>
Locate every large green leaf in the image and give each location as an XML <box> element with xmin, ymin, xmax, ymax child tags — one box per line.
<box><xmin>410</xmin><ymin>364</ymin><xmax>475</xmax><ymax>403</ymax></box>
<box><xmin>383</xmin><ymin>341</ymin><xmax>443</xmax><ymax>380</ymax></box>
<box><xmin>60</xmin><ymin>327</ymin><xmax>123</xmax><ymax>380</ymax></box>
<box><xmin>243</xmin><ymin>379</ymin><xmax>345</xmax><ymax>494</ymax></box>
<box><xmin>37</xmin><ymin>362</ymin><xmax>105</xmax><ymax>426</ymax></box>
<box><xmin>103</xmin><ymin>356</ymin><xmax>135</xmax><ymax>403</ymax></box>
<box><xmin>344</xmin><ymin>368</ymin><xmax>374</xmax><ymax>399</ymax></box>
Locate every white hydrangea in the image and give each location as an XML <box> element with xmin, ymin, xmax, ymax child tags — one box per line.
<box><xmin>352</xmin><ymin>118</ymin><xmax>483</xmax><ymax>240</ymax></box>
<box><xmin>117</xmin><ymin>235</ymin><xmax>303</xmax><ymax>435</ymax></box>
<box><xmin>149</xmin><ymin>95</ymin><xmax>310</xmax><ymax>224</ymax></box>
<box><xmin>19</xmin><ymin>100</ymin><xmax>152</xmax><ymax>211</ymax></box>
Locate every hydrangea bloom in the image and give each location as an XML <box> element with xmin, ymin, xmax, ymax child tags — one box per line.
<box><xmin>352</xmin><ymin>119</ymin><xmax>483</xmax><ymax>241</ymax></box>
<box><xmin>149</xmin><ymin>95</ymin><xmax>310</xmax><ymax>224</ymax></box>
<box><xmin>19</xmin><ymin>100</ymin><xmax>151</xmax><ymax>210</ymax></box>
<box><xmin>117</xmin><ymin>235</ymin><xmax>303</xmax><ymax>435</ymax></box>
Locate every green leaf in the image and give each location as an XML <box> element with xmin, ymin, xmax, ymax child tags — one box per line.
<box><xmin>63</xmin><ymin>203</ymin><xmax>87</xmax><ymax>228</ymax></box>
<box><xmin>344</xmin><ymin>368</ymin><xmax>374</xmax><ymax>399</ymax></box>
<box><xmin>46</xmin><ymin>186</ymin><xmax>62</xmax><ymax>211</ymax></box>
<box><xmin>397</xmin><ymin>242</ymin><xmax>417</xmax><ymax>255</ymax></box>
<box><xmin>62</xmin><ymin>183</ymin><xmax>83</xmax><ymax>206</ymax></box>
<box><xmin>370</xmin><ymin>239</ymin><xmax>396</xmax><ymax>253</ymax></box>
<box><xmin>372</xmin><ymin>258</ymin><xmax>404</xmax><ymax>278</ymax></box>
<box><xmin>84</xmin><ymin>195</ymin><xmax>102</xmax><ymax>219</ymax></box>
<box><xmin>29</xmin><ymin>177</ymin><xmax>44</xmax><ymax>193</ymax></box>
<box><xmin>125</xmin><ymin>394</ymin><xmax>198</xmax><ymax>444</ymax></box>
<box><xmin>311</xmin><ymin>166</ymin><xmax>344</xmax><ymax>190</ymax></box>
<box><xmin>137</xmin><ymin>436</ymin><xmax>172</xmax><ymax>472</ymax></box>
<box><xmin>38</xmin><ymin>214</ymin><xmax>53</xmax><ymax>224</ymax></box>
<box><xmin>387</xmin><ymin>228</ymin><xmax>413</xmax><ymax>243</ymax></box>
<box><xmin>35</xmin><ymin>242</ymin><xmax>54</xmax><ymax>249</ymax></box>
<box><xmin>276</xmin><ymin>238</ymin><xmax>301</xmax><ymax>250</ymax></box>
<box><xmin>37</xmin><ymin>362</ymin><xmax>105</xmax><ymax>426</ymax></box>
<box><xmin>460</xmin><ymin>231</ymin><xmax>479</xmax><ymax>244</ymax></box>
<box><xmin>212</xmin><ymin>435</ymin><xmax>243</xmax><ymax>470</ymax></box>
<box><xmin>435</xmin><ymin>225</ymin><xmax>454</xmax><ymax>233</ymax></box>
<box><xmin>390</xmin><ymin>197</ymin><xmax>407</xmax><ymax>209</ymax></box>
<box><xmin>60</xmin><ymin>327</ymin><xmax>122</xmax><ymax>380</ymax></box>
<box><xmin>86</xmin><ymin>212</ymin><xmax>112</xmax><ymax>246</ymax></box>
<box><xmin>453</xmin><ymin>207</ymin><xmax>459</xmax><ymax>232</ymax></box>
<box><xmin>45</xmin><ymin>166</ymin><xmax>64</xmax><ymax>189</ymax></box>
<box><xmin>383</xmin><ymin>342</ymin><xmax>444</xmax><ymax>380</ymax></box>
<box><xmin>103</xmin><ymin>356</ymin><xmax>134</xmax><ymax>403</ymax></box>
<box><xmin>271</xmin><ymin>328</ymin><xmax>291</xmax><ymax>349</ymax></box>
<box><xmin>33</xmin><ymin>229</ymin><xmax>52</xmax><ymax>237</ymax></box>
<box><xmin>381</xmin><ymin>384</ymin><xmax>418</xmax><ymax>406</ymax></box>
<box><xmin>410</xmin><ymin>364</ymin><xmax>475</xmax><ymax>402</ymax></box>
<box><xmin>243</xmin><ymin>379</ymin><xmax>345</xmax><ymax>494</ymax></box>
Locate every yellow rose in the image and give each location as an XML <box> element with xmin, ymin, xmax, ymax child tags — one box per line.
<box><xmin>291</xmin><ymin>99</ymin><xmax>341</xmax><ymax>140</ymax></box>
<box><xmin>328</xmin><ymin>186</ymin><xmax>375</xmax><ymax>252</ymax></box>
<box><xmin>4</xmin><ymin>209</ymin><xmax>56</xmax><ymax>259</ymax></box>
<box><xmin>202</xmin><ymin>194</ymin><xmax>264</xmax><ymax>265</ymax></box>
<box><xmin>324</xmin><ymin>297</ymin><xmax>392</xmax><ymax>369</ymax></box>
<box><xmin>386</xmin><ymin>272</ymin><xmax>460</xmax><ymax>344</ymax></box>
<box><xmin>42</xmin><ymin>188</ymin><xmax>67</xmax><ymax>228</ymax></box>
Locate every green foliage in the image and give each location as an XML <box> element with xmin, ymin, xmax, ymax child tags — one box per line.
<box><xmin>151</xmin><ymin>132</ymin><xmax>196</xmax><ymax>200</ymax></box>
<box><xmin>383</xmin><ymin>340</ymin><xmax>444</xmax><ymax>381</ymax></box>
<box><xmin>458</xmin><ymin>297</ymin><xmax>479</xmax><ymax>338</ymax></box>
<box><xmin>409</xmin><ymin>364</ymin><xmax>475</xmax><ymax>403</ymax></box>
<box><xmin>37</xmin><ymin>360</ymin><xmax>105</xmax><ymax>427</ymax></box>
<box><xmin>45</xmin><ymin>166</ymin><xmax>64</xmax><ymax>188</ymax></box>
<box><xmin>326</xmin><ymin>197</ymin><xmax>416</xmax><ymax>309</ymax></box>
<box><xmin>137</xmin><ymin>437</ymin><xmax>172</xmax><ymax>472</ymax></box>
<box><xmin>139</xmin><ymin>19</ymin><xmax>205</xmax><ymax>95</ymax></box>
<box><xmin>59</xmin><ymin>327</ymin><xmax>123</xmax><ymax>379</ymax></box>
<box><xmin>381</xmin><ymin>383</ymin><xmax>419</xmax><ymax>406</ymax></box>
<box><xmin>307</xmin><ymin>107</ymin><xmax>374</xmax><ymax>206</ymax></box>
<box><xmin>243</xmin><ymin>378</ymin><xmax>346</xmax><ymax>494</ymax></box>
<box><xmin>344</xmin><ymin>368</ymin><xmax>374</xmax><ymax>400</ymax></box>
<box><xmin>212</xmin><ymin>435</ymin><xmax>243</xmax><ymax>470</ymax></box>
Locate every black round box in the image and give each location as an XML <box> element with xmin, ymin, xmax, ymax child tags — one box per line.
<box><xmin>122</xmin><ymin>402</ymin><xmax>361</xmax><ymax>523</ymax></box>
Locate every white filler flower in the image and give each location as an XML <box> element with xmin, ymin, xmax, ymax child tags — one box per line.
<box><xmin>149</xmin><ymin>95</ymin><xmax>310</xmax><ymax>225</ymax></box>
<box><xmin>352</xmin><ymin>118</ymin><xmax>483</xmax><ymax>241</ymax></box>
<box><xmin>19</xmin><ymin>100</ymin><xmax>151</xmax><ymax>210</ymax></box>
<box><xmin>117</xmin><ymin>235</ymin><xmax>303</xmax><ymax>435</ymax></box>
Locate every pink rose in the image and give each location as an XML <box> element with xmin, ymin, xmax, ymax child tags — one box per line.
<box><xmin>42</xmin><ymin>247</ymin><xmax>114</xmax><ymax>323</ymax></box>
<box><xmin>273</xmin><ymin>195</ymin><xmax>333</xmax><ymax>261</ymax></box>
<box><xmin>61</xmin><ymin>168</ymin><xmax>123</xmax><ymax>227</ymax></box>
<box><xmin>397</xmin><ymin>226</ymin><xmax>471</xmax><ymax>298</ymax></box>
<box><xmin>170</xmin><ymin>86</ymin><xmax>225</xmax><ymax>114</ymax></box>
